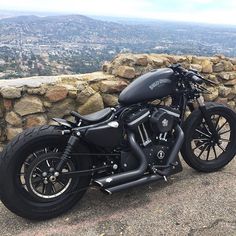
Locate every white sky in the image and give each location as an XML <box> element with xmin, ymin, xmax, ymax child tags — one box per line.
<box><xmin>1</xmin><ymin>0</ymin><xmax>236</xmax><ymax>25</ymax></box>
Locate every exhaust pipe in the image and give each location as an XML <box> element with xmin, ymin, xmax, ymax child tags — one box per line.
<box><xmin>94</xmin><ymin>132</ymin><xmax>148</xmax><ymax>188</ymax></box>
<box><xmin>102</xmin><ymin>125</ymin><xmax>184</xmax><ymax>194</ymax></box>
<box><xmin>94</xmin><ymin>124</ymin><xmax>184</xmax><ymax>189</ymax></box>
<box><xmin>166</xmin><ymin>125</ymin><xmax>184</xmax><ymax>166</ymax></box>
<box><xmin>102</xmin><ymin>174</ymin><xmax>164</xmax><ymax>194</ymax></box>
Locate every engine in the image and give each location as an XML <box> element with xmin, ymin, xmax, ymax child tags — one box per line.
<box><xmin>121</xmin><ymin>106</ymin><xmax>180</xmax><ymax>171</ymax></box>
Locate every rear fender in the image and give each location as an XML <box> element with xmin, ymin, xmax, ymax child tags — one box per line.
<box><xmin>52</xmin><ymin>118</ymin><xmax>75</xmax><ymax>129</ymax></box>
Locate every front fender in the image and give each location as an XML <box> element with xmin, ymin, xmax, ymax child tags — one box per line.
<box><xmin>183</xmin><ymin>102</ymin><xmax>232</xmax><ymax>130</ymax></box>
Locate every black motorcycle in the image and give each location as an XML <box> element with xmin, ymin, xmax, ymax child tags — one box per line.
<box><xmin>0</xmin><ymin>64</ymin><xmax>235</xmax><ymax>220</ymax></box>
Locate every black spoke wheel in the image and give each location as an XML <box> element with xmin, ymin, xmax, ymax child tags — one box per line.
<box><xmin>25</xmin><ymin>153</ymin><xmax>76</xmax><ymax>201</ymax></box>
<box><xmin>192</xmin><ymin>114</ymin><xmax>231</xmax><ymax>161</ymax></box>
<box><xmin>0</xmin><ymin>125</ymin><xmax>92</xmax><ymax>220</ymax></box>
<box><xmin>181</xmin><ymin>103</ymin><xmax>236</xmax><ymax>172</ymax></box>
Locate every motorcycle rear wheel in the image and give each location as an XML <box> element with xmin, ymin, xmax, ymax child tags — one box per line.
<box><xmin>0</xmin><ymin>125</ymin><xmax>91</xmax><ymax>220</ymax></box>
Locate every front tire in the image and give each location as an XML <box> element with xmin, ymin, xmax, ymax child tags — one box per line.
<box><xmin>0</xmin><ymin>125</ymin><xmax>91</xmax><ymax>220</ymax></box>
<box><xmin>181</xmin><ymin>103</ymin><xmax>236</xmax><ymax>172</ymax></box>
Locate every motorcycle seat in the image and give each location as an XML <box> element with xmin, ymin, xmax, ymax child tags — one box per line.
<box><xmin>71</xmin><ymin>108</ymin><xmax>113</xmax><ymax>123</ymax></box>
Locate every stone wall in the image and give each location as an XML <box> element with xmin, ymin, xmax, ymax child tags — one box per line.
<box><xmin>0</xmin><ymin>53</ymin><xmax>236</xmax><ymax>146</ymax></box>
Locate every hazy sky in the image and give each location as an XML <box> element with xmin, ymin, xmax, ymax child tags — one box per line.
<box><xmin>1</xmin><ymin>0</ymin><xmax>236</xmax><ymax>25</ymax></box>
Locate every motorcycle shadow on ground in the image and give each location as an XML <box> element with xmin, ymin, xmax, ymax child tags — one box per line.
<box><xmin>61</xmin><ymin>165</ymin><xmax>208</xmax><ymax>225</ymax></box>
<box><xmin>0</xmin><ymin>164</ymin><xmax>220</xmax><ymax>235</ymax></box>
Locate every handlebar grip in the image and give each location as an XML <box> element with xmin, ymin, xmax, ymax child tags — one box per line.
<box><xmin>191</xmin><ymin>75</ymin><xmax>203</xmax><ymax>84</ymax></box>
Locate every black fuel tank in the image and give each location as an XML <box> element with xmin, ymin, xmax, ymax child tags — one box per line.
<box><xmin>118</xmin><ymin>68</ymin><xmax>175</xmax><ymax>105</ymax></box>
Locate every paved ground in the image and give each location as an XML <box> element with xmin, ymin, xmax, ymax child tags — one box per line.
<box><xmin>0</xmin><ymin>158</ymin><xmax>236</xmax><ymax>236</ymax></box>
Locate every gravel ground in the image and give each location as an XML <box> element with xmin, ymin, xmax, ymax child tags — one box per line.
<box><xmin>0</xmin><ymin>157</ymin><xmax>235</xmax><ymax>236</ymax></box>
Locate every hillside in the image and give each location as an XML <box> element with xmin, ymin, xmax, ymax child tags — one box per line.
<box><xmin>0</xmin><ymin>14</ymin><xmax>236</xmax><ymax>79</ymax></box>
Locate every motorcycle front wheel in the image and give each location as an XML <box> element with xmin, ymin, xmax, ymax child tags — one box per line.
<box><xmin>181</xmin><ymin>103</ymin><xmax>236</xmax><ymax>172</ymax></box>
<box><xmin>0</xmin><ymin>125</ymin><xmax>91</xmax><ymax>220</ymax></box>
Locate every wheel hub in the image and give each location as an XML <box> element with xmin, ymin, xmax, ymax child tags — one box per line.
<box><xmin>24</xmin><ymin>153</ymin><xmax>74</xmax><ymax>200</ymax></box>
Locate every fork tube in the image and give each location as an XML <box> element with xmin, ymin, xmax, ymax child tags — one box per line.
<box><xmin>197</xmin><ymin>96</ymin><xmax>219</xmax><ymax>142</ymax></box>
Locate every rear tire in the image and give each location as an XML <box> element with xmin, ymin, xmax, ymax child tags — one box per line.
<box><xmin>0</xmin><ymin>125</ymin><xmax>91</xmax><ymax>220</ymax></box>
<box><xmin>181</xmin><ymin>103</ymin><xmax>236</xmax><ymax>172</ymax></box>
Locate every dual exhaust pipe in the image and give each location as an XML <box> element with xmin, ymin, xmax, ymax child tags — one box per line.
<box><xmin>94</xmin><ymin>125</ymin><xmax>184</xmax><ymax>194</ymax></box>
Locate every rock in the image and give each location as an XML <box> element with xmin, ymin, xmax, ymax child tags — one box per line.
<box><xmin>90</xmin><ymin>82</ymin><xmax>101</xmax><ymax>92</ymax></box>
<box><xmin>172</xmin><ymin>55</ymin><xmax>186</xmax><ymax>63</ymax></box>
<box><xmin>186</xmin><ymin>55</ymin><xmax>193</xmax><ymax>63</ymax></box>
<box><xmin>68</xmin><ymin>90</ymin><xmax>77</xmax><ymax>98</ymax></box>
<box><xmin>5</xmin><ymin>111</ymin><xmax>22</xmax><ymax>126</ymax></box>
<box><xmin>215</xmin><ymin>54</ymin><xmax>226</xmax><ymax>60</ymax></box>
<box><xmin>78</xmin><ymin>93</ymin><xmax>104</xmax><ymax>115</ymax></box>
<box><xmin>3</xmin><ymin>99</ymin><xmax>13</xmax><ymax>111</ymax></box>
<box><xmin>76</xmin><ymin>86</ymin><xmax>96</xmax><ymax>105</ymax></box>
<box><xmin>76</xmin><ymin>81</ymin><xmax>88</xmax><ymax>92</ymax></box>
<box><xmin>215</xmin><ymin>97</ymin><xmax>228</xmax><ymax>105</ymax></box>
<box><xmin>201</xmin><ymin>60</ymin><xmax>213</xmax><ymax>73</ymax></box>
<box><xmin>135</xmin><ymin>55</ymin><xmax>148</xmax><ymax>66</ymax></box>
<box><xmin>207</xmin><ymin>75</ymin><xmax>219</xmax><ymax>84</ymax></box>
<box><xmin>102</xmin><ymin>62</ymin><xmax>110</xmax><ymax>72</ymax></box>
<box><xmin>231</xmin><ymin>85</ymin><xmax>236</xmax><ymax>95</ymax></box>
<box><xmin>24</xmin><ymin>115</ymin><xmax>47</xmax><ymax>128</ymax></box>
<box><xmin>116</xmin><ymin>66</ymin><xmax>135</xmax><ymax>79</ymax></box>
<box><xmin>100</xmin><ymin>80</ymin><xmax>128</xmax><ymax>93</ymax></box>
<box><xmin>80</xmin><ymin>72</ymin><xmax>115</xmax><ymax>82</ymax></box>
<box><xmin>0</xmin><ymin>106</ymin><xmax>3</xmax><ymax>118</ymax></box>
<box><xmin>61</xmin><ymin>84</ymin><xmax>78</xmax><ymax>98</ymax></box>
<box><xmin>113</xmin><ymin>53</ymin><xmax>136</xmax><ymax>66</ymax></box>
<box><xmin>190</xmin><ymin>64</ymin><xmax>202</xmax><ymax>72</ymax></box>
<box><xmin>223</xmin><ymin>60</ymin><xmax>234</xmax><ymax>71</ymax></box>
<box><xmin>192</xmin><ymin>56</ymin><xmax>203</xmax><ymax>65</ymax></box>
<box><xmin>14</xmin><ymin>96</ymin><xmax>44</xmax><ymax>116</ymax></box>
<box><xmin>27</xmin><ymin>87</ymin><xmax>46</xmax><ymax>95</ymax></box>
<box><xmin>63</xmin><ymin>115</ymin><xmax>75</xmax><ymax>123</ymax></box>
<box><xmin>227</xmin><ymin>93</ymin><xmax>235</xmax><ymax>100</ymax></box>
<box><xmin>150</xmin><ymin>57</ymin><xmax>164</xmax><ymax>67</ymax></box>
<box><xmin>219</xmin><ymin>86</ymin><xmax>231</xmax><ymax>97</ymax></box>
<box><xmin>165</xmin><ymin>56</ymin><xmax>178</xmax><ymax>64</ymax></box>
<box><xmin>43</xmin><ymin>101</ymin><xmax>52</xmax><ymax>108</ymax></box>
<box><xmin>0</xmin><ymin>87</ymin><xmax>22</xmax><ymax>99</ymax></box>
<box><xmin>48</xmin><ymin>99</ymin><xmax>75</xmax><ymax>119</ymax></box>
<box><xmin>45</xmin><ymin>86</ymin><xmax>68</xmax><ymax>102</ymax></box>
<box><xmin>224</xmin><ymin>79</ymin><xmax>236</xmax><ymax>86</ymax></box>
<box><xmin>227</xmin><ymin>100</ymin><xmax>235</xmax><ymax>109</ymax></box>
<box><xmin>210</xmin><ymin>57</ymin><xmax>220</xmax><ymax>64</ymax></box>
<box><xmin>230</xmin><ymin>73</ymin><xmax>236</xmax><ymax>80</ymax></box>
<box><xmin>230</xmin><ymin>59</ymin><xmax>236</xmax><ymax>65</ymax></box>
<box><xmin>218</xmin><ymin>72</ymin><xmax>231</xmax><ymax>80</ymax></box>
<box><xmin>102</xmin><ymin>94</ymin><xmax>118</xmax><ymax>106</ymax></box>
<box><xmin>6</xmin><ymin>127</ymin><xmax>23</xmax><ymax>140</ymax></box>
<box><xmin>213</xmin><ymin>62</ymin><xmax>224</xmax><ymax>72</ymax></box>
<box><xmin>163</xmin><ymin>97</ymin><xmax>172</xmax><ymax>106</ymax></box>
<box><xmin>203</xmin><ymin>87</ymin><xmax>219</xmax><ymax>101</ymax></box>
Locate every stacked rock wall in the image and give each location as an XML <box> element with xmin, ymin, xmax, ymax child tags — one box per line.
<box><xmin>0</xmin><ymin>53</ymin><xmax>236</xmax><ymax>146</ymax></box>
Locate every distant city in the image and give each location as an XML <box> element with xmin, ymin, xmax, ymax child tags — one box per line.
<box><xmin>0</xmin><ymin>11</ymin><xmax>236</xmax><ymax>79</ymax></box>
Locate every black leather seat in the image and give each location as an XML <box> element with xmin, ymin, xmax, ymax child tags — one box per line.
<box><xmin>71</xmin><ymin>108</ymin><xmax>113</xmax><ymax>123</ymax></box>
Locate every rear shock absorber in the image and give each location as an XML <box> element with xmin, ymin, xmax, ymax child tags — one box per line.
<box><xmin>56</xmin><ymin>135</ymin><xmax>80</xmax><ymax>172</ymax></box>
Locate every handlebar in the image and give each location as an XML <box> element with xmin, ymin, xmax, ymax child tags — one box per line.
<box><xmin>170</xmin><ymin>64</ymin><xmax>204</xmax><ymax>85</ymax></box>
<box><xmin>185</xmin><ymin>71</ymin><xmax>203</xmax><ymax>84</ymax></box>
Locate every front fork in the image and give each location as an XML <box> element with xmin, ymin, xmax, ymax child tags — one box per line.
<box><xmin>196</xmin><ymin>96</ymin><xmax>219</xmax><ymax>143</ymax></box>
